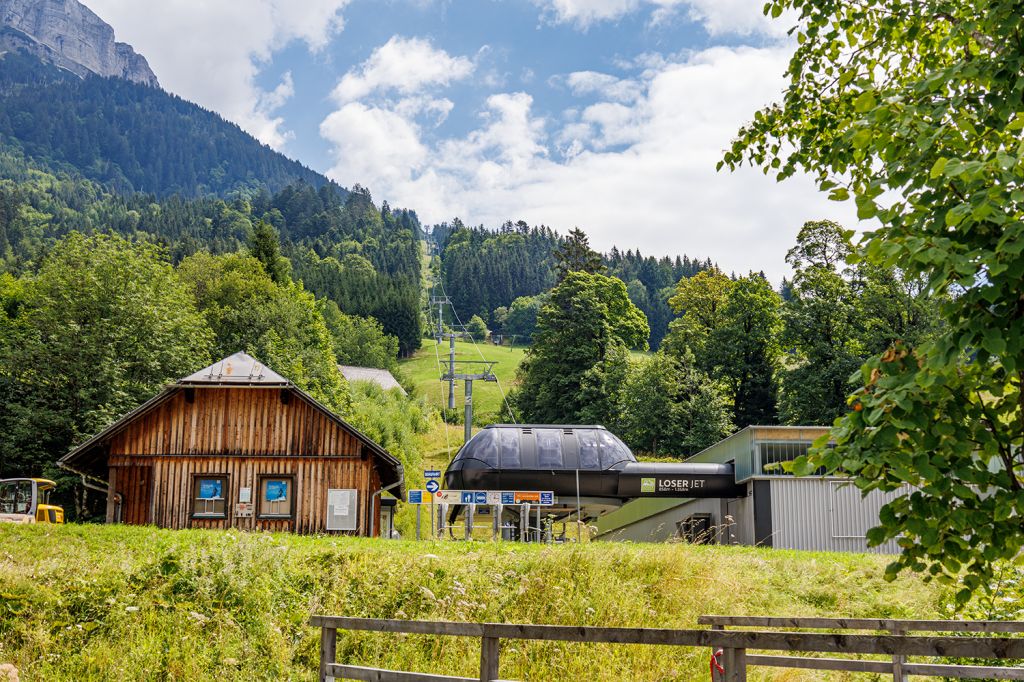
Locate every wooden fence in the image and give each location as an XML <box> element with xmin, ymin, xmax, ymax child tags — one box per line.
<box><xmin>699</xmin><ymin>615</ymin><xmax>1024</xmax><ymax>681</ymax></box>
<box><xmin>309</xmin><ymin>614</ymin><xmax>1024</xmax><ymax>682</ymax></box>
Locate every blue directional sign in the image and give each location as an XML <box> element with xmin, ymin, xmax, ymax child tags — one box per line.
<box><xmin>474</xmin><ymin>492</ymin><xmax>487</xmax><ymax>504</ymax></box>
<box><xmin>540</xmin><ymin>492</ymin><xmax>554</xmax><ymax>505</ymax></box>
<box><xmin>461</xmin><ymin>492</ymin><xmax>474</xmax><ymax>504</ymax></box>
<box><xmin>424</xmin><ymin>469</ymin><xmax>442</xmax><ymax>479</ymax></box>
<box><xmin>426</xmin><ymin>480</ymin><xmax>440</xmax><ymax>493</ymax></box>
<box><xmin>408</xmin><ymin>490</ymin><xmax>423</xmax><ymax>504</ymax></box>
<box><xmin>501</xmin><ymin>492</ymin><xmax>515</xmax><ymax>505</ymax></box>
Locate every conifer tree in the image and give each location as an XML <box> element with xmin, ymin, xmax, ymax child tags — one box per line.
<box><xmin>554</xmin><ymin>227</ymin><xmax>605</xmax><ymax>281</ymax></box>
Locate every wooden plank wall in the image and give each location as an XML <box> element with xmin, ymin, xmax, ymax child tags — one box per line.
<box><xmin>112</xmin><ymin>464</ymin><xmax>151</xmax><ymax>526</ymax></box>
<box><xmin>109</xmin><ymin>387</ymin><xmax>362</xmax><ymax>457</ymax></box>
<box><xmin>109</xmin><ymin>456</ymin><xmax>377</xmax><ymax>534</ymax></box>
<box><xmin>105</xmin><ymin>386</ymin><xmax>385</xmax><ymax>535</ymax></box>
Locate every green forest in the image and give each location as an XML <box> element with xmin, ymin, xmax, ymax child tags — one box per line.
<box><xmin>0</xmin><ymin>12</ymin><xmax>1017</xmax><ymax>596</ymax></box>
<box><xmin>3</xmin><ymin>4</ymin><xmax>1024</xmax><ymax>668</ymax></box>
<box><xmin>431</xmin><ymin>221</ymin><xmax>713</xmax><ymax>349</ymax></box>
<box><xmin>0</xmin><ymin>50</ymin><xmax>325</xmax><ymax>196</ymax></box>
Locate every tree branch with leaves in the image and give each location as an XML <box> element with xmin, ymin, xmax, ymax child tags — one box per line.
<box><xmin>725</xmin><ymin>0</ymin><xmax>1024</xmax><ymax>599</ymax></box>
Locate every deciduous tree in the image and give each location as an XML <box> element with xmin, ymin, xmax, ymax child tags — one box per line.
<box><xmin>0</xmin><ymin>234</ymin><xmax>212</xmax><ymax>501</ymax></box>
<box><xmin>725</xmin><ymin>0</ymin><xmax>1024</xmax><ymax>596</ymax></box>
<box><xmin>514</xmin><ymin>272</ymin><xmax>648</xmax><ymax>424</ymax></box>
<box><xmin>177</xmin><ymin>252</ymin><xmax>350</xmax><ymax>415</ymax></box>
<box><xmin>710</xmin><ymin>275</ymin><xmax>782</xmax><ymax>427</ymax></box>
<box><xmin>619</xmin><ymin>350</ymin><xmax>733</xmax><ymax>457</ymax></box>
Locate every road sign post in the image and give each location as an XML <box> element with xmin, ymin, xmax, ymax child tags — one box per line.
<box><xmin>405</xmin><ymin>490</ymin><xmax>554</xmax><ymax>542</ymax></box>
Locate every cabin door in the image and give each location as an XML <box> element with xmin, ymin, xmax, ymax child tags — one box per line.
<box><xmin>117</xmin><ymin>465</ymin><xmax>152</xmax><ymax>525</ymax></box>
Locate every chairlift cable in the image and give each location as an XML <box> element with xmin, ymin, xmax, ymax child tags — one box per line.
<box><xmin>437</xmin><ymin>281</ymin><xmax>519</xmax><ymax>425</ymax></box>
<box><xmin>426</xmin><ymin>282</ymin><xmax>453</xmax><ymax>459</ymax></box>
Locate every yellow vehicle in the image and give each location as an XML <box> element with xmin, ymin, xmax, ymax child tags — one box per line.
<box><xmin>0</xmin><ymin>478</ymin><xmax>64</xmax><ymax>524</ymax></box>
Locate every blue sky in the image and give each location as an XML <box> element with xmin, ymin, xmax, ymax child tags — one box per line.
<box><xmin>265</xmin><ymin>0</ymin><xmax>717</xmax><ymax>170</ymax></box>
<box><xmin>87</xmin><ymin>0</ymin><xmax>856</xmax><ymax>281</ymax></box>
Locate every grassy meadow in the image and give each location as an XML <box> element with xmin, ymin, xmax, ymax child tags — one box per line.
<box><xmin>0</xmin><ymin>523</ymin><xmax>948</xmax><ymax>681</ymax></box>
<box><xmin>400</xmin><ymin>340</ymin><xmax>526</xmax><ymax>469</ymax></box>
<box><xmin>401</xmin><ymin>339</ymin><xmax>525</xmax><ymax>417</ymax></box>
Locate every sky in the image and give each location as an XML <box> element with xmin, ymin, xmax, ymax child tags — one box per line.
<box><xmin>85</xmin><ymin>0</ymin><xmax>857</xmax><ymax>281</ymax></box>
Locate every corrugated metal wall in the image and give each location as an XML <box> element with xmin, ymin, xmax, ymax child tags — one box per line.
<box><xmin>769</xmin><ymin>478</ymin><xmax>910</xmax><ymax>553</ymax></box>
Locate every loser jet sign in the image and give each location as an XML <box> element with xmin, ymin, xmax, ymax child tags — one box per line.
<box><xmin>618</xmin><ymin>473</ymin><xmax>744</xmax><ymax>498</ymax></box>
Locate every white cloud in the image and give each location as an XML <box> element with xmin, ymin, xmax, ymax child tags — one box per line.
<box><xmin>320</xmin><ymin>102</ymin><xmax>428</xmax><ymax>189</ymax></box>
<box><xmin>533</xmin><ymin>0</ymin><xmax>639</xmax><ymax>29</ymax></box>
<box><xmin>320</xmin><ymin>44</ymin><xmax>857</xmax><ymax>282</ymax></box>
<box><xmin>84</xmin><ymin>0</ymin><xmax>351</xmax><ymax>150</ymax></box>
<box><xmin>534</xmin><ymin>0</ymin><xmax>791</xmax><ymax>36</ymax></box>
<box><xmin>563</xmin><ymin>71</ymin><xmax>643</xmax><ymax>103</ymax></box>
<box><xmin>656</xmin><ymin>0</ymin><xmax>794</xmax><ymax>37</ymax></box>
<box><xmin>332</xmin><ymin>36</ymin><xmax>475</xmax><ymax>103</ymax></box>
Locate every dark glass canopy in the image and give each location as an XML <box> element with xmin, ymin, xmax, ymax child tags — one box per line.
<box><xmin>451</xmin><ymin>425</ymin><xmax>636</xmax><ymax>471</ymax></box>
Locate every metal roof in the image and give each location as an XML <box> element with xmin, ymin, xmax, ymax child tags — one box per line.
<box><xmin>480</xmin><ymin>424</ymin><xmax>609</xmax><ymax>430</ymax></box>
<box><xmin>180</xmin><ymin>351</ymin><xmax>289</xmax><ymax>386</ymax></box>
<box><xmin>338</xmin><ymin>365</ymin><xmax>406</xmax><ymax>394</ymax></box>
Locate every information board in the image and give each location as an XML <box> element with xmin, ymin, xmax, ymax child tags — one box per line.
<box><xmin>404</xmin><ymin>490</ymin><xmax>555</xmax><ymax>505</ymax></box>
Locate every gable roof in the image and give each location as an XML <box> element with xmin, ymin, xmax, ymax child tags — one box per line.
<box><xmin>59</xmin><ymin>353</ymin><xmax>404</xmax><ymax>494</ymax></box>
<box><xmin>338</xmin><ymin>365</ymin><xmax>406</xmax><ymax>395</ymax></box>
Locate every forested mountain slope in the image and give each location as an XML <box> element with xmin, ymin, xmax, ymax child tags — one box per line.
<box><xmin>0</xmin><ymin>50</ymin><xmax>326</xmax><ymax>197</ymax></box>
<box><xmin>431</xmin><ymin>220</ymin><xmax>713</xmax><ymax>349</ymax></box>
<box><xmin>0</xmin><ymin>155</ymin><xmax>423</xmax><ymax>354</ymax></box>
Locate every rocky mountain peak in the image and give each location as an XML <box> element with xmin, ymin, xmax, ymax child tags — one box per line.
<box><xmin>0</xmin><ymin>0</ymin><xmax>159</xmax><ymax>87</ymax></box>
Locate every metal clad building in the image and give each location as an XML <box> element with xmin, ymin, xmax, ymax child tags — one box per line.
<box><xmin>596</xmin><ymin>426</ymin><xmax>909</xmax><ymax>554</ymax></box>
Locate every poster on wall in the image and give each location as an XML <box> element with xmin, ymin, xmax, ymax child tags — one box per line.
<box><xmin>266</xmin><ymin>480</ymin><xmax>288</xmax><ymax>502</ymax></box>
<box><xmin>199</xmin><ymin>479</ymin><xmax>222</xmax><ymax>500</ymax></box>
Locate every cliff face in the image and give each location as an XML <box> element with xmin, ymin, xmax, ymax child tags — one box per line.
<box><xmin>0</xmin><ymin>0</ymin><xmax>158</xmax><ymax>87</ymax></box>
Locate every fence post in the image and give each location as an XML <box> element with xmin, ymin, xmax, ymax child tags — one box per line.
<box><xmin>480</xmin><ymin>633</ymin><xmax>500</xmax><ymax>682</ymax></box>
<box><xmin>712</xmin><ymin>624</ymin><xmax>733</xmax><ymax>681</ymax></box>
<box><xmin>891</xmin><ymin>625</ymin><xmax>908</xmax><ymax>682</ymax></box>
<box><xmin>732</xmin><ymin>648</ymin><xmax>747</xmax><ymax>682</ymax></box>
<box><xmin>319</xmin><ymin>625</ymin><xmax>337</xmax><ymax>682</ymax></box>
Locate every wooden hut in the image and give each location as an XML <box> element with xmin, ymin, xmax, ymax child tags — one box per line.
<box><xmin>59</xmin><ymin>352</ymin><xmax>404</xmax><ymax>536</ymax></box>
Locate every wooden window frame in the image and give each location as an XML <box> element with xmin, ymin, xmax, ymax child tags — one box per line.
<box><xmin>257</xmin><ymin>474</ymin><xmax>296</xmax><ymax>520</ymax></box>
<box><xmin>190</xmin><ymin>473</ymin><xmax>229</xmax><ymax>520</ymax></box>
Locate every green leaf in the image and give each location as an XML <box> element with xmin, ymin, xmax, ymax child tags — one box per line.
<box><xmin>853</xmin><ymin>91</ymin><xmax>876</xmax><ymax>113</ymax></box>
<box><xmin>852</xmin><ymin>129</ymin><xmax>873</xmax><ymax>149</ymax></box>
<box><xmin>855</xmin><ymin>195</ymin><xmax>877</xmax><ymax>219</ymax></box>
<box><xmin>945</xmin><ymin>203</ymin><xmax>971</xmax><ymax>227</ymax></box>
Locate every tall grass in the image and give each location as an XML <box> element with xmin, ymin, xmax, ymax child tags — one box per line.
<box><xmin>0</xmin><ymin>524</ymin><xmax>945</xmax><ymax>681</ymax></box>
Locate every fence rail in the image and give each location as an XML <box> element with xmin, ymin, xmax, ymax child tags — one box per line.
<box><xmin>699</xmin><ymin>615</ymin><xmax>1024</xmax><ymax>682</ymax></box>
<box><xmin>310</xmin><ymin>614</ymin><xmax>1024</xmax><ymax>682</ymax></box>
